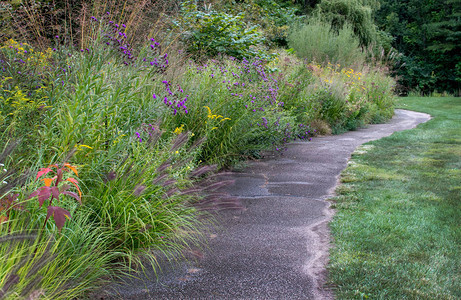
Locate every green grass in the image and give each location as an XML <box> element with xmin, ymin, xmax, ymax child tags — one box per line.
<box><xmin>329</xmin><ymin>97</ymin><xmax>461</xmax><ymax>299</ymax></box>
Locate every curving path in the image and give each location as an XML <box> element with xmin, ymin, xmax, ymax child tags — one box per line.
<box><xmin>104</xmin><ymin>109</ymin><xmax>431</xmax><ymax>300</ymax></box>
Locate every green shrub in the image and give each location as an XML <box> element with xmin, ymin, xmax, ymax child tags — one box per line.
<box><xmin>314</xmin><ymin>0</ymin><xmax>378</xmax><ymax>47</ymax></box>
<box><xmin>219</xmin><ymin>0</ymin><xmax>302</xmax><ymax>47</ymax></box>
<box><xmin>178</xmin><ymin>1</ymin><xmax>265</xmax><ymax>59</ymax></box>
<box><xmin>288</xmin><ymin>17</ymin><xmax>366</xmax><ymax>67</ymax></box>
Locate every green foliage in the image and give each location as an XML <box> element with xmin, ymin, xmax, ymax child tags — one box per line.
<box><xmin>314</xmin><ymin>0</ymin><xmax>378</xmax><ymax>47</ymax></box>
<box><xmin>219</xmin><ymin>0</ymin><xmax>302</xmax><ymax>47</ymax></box>
<box><xmin>288</xmin><ymin>17</ymin><xmax>366</xmax><ymax>67</ymax></box>
<box><xmin>375</xmin><ymin>0</ymin><xmax>461</xmax><ymax>95</ymax></box>
<box><xmin>178</xmin><ymin>1</ymin><xmax>265</xmax><ymax>59</ymax></box>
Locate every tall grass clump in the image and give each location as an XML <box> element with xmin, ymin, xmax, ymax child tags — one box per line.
<box><xmin>288</xmin><ymin>17</ymin><xmax>366</xmax><ymax>67</ymax></box>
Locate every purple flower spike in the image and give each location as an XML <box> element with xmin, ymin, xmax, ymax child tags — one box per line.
<box><xmin>122</xmin><ymin>24</ymin><xmax>126</xmax><ymax>28</ymax></box>
<box><xmin>150</xmin><ymin>38</ymin><xmax>155</xmax><ymax>42</ymax></box>
<box><xmin>153</xmin><ymin>94</ymin><xmax>157</xmax><ymax>99</ymax></box>
<box><xmin>136</xmin><ymin>132</ymin><xmax>142</xmax><ymax>142</ymax></box>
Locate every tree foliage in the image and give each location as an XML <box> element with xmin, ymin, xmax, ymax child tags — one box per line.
<box><xmin>374</xmin><ymin>0</ymin><xmax>461</xmax><ymax>95</ymax></box>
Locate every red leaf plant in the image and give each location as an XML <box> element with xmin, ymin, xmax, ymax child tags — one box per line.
<box><xmin>28</xmin><ymin>163</ymin><xmax>81</xmax><ymax>231</ymax></box>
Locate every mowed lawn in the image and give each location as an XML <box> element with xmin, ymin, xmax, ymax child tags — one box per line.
<box><xmin>328</xmin><ymin>97</ymin><xmax>461</xmax><ymax>299</ymax></box>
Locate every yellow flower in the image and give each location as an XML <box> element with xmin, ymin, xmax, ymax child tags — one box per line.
<box><xmin>75</xmin><ymin>144</ymin><xmax>93</xmax><ymax>151</ymax></box>
<box><xmin>204</xmin><ymin>106</ymin><xmax>223</xmax><ymax>120</ymax></box>
<box><xmin>174</xmin><ymin>124</ymin><xmax>185</xmax><ymax>134</ymax></box>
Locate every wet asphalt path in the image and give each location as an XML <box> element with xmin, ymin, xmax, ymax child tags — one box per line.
<box><xmin>104</xmin><ymin>109</ymin><xmax>431</xmax><ymax>300</ymax></box>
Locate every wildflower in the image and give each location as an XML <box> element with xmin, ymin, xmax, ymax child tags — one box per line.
<box><xmin>135</xmin><ymin>132</ymin><xmax>142</xmax><ymax>142</ymax></box>
<box><xmin>153</xmin><ymin>94</ymin><xmax>157</xmax><ymax>99</ymax></box>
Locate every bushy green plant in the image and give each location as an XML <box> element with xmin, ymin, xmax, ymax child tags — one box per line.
<box><xmin>314</xmin><ymin>0</ymin><xmax>378</xmax><ymax>47</ymax></box>
<box><xmin>218</xmin><ymin>0</ymin><xmax>302</xmax><ymax>47</ymax></box>
<box><xmin>288</xmin><ymin>17</ymin><xmax>367</xmax><ymax>67</ymax></box>
<box><xmin>178</xmin><ymin>1</ymin><xmax>265</xmax><ymax>59</ymax></box>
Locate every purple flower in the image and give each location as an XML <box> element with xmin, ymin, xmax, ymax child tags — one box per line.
<box><xmin>135</xmin><ymin>132</ymin><xmax>142</xmax><ymax>142</ymax></box>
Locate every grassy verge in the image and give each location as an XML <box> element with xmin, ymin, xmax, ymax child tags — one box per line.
<box><xmin>329</xmin><ymin>97</ymin><xmax>461</xmax><ymax>299</ymax></box>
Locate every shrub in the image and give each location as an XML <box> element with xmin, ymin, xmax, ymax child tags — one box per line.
<box><xmin>218</xmin><ymin>0</ymin><xmax>302</xmax><ymax>47</ymax></box>
<box><xmin>178</xmin><ymin>1</ymin><xmax>265</xmax><ymax>59</ymax></box>
<box><xmin>288</xmin><ymin>17</ymin><xmax>366</xmax><ymax>67</ymax></box>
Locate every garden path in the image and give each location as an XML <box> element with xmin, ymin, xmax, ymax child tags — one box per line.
<box><xmin>103</xmin><ymin>109</ymin><xmax>431</xmax><ymax>300</ymax></box>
